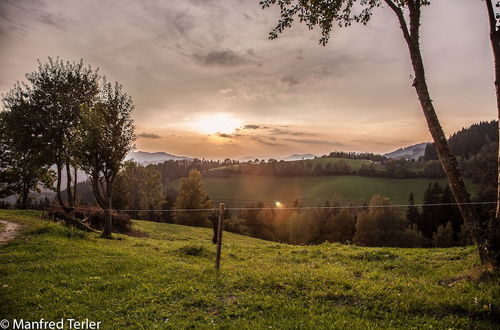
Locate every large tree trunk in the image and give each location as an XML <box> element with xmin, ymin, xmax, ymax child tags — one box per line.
<box><xmin>409</xmin><ymin>44</ymin><xmax>491</xmax><ymax>263</ymax></box>
<box><xmin>65</xmin><ymin>161</ymin><xmax>74</xmax><ymax>215</ymax></box>
<box><xmin>385</xmin><ymin>0</ymin><xmax>498</xmax><ymax>268</ymax></box>
<box><xmin>485</xmin><ymin>0</ymin><xmax>500</xmax><ymax>269</ymax></box>
<box><xmin>20</xmin><ymin>185</ymin><xmax>28</xmax><ymax>210</ymax></box>
<box><xmin>73</xmin><ymin>165</ymin><xmax>78</xmax><ymax>213</ymax></box>
<box><xmin>55</xmin><ymin>162</ymin><xmax>70</xmax><ymax>213</ymax></box>
<box><xmin>91</xmin><ymin>176</ymin><xmax>105</xmax><ymax>209</ymax></box>
<box><xmin>101</xmin><ymin>180</ymin><xmax>113</xmax><ymax>238</ymax></box>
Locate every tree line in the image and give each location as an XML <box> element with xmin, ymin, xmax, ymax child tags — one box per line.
<box><xmin>170</xmin><ymin>169</ymin><xmax>470</xmax><ymax>248</ymax></box>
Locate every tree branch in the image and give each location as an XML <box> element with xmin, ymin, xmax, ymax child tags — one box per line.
<box><xmin>486</xmin><ymin>0</ymin><xmax>498</xmax><ymax>35</ymax></box>
<box><xmin>383</xmin><ymin>0</ymin><xmax>411</xmax><ymax>44</ymax></box>
<box><xmin>408</xmin><ymin>0</ymin><xmax>421</xmax><ymax>42</ymax></box>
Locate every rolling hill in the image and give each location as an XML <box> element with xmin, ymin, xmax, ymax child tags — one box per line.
<box><xmin>0</xmin><ymin>210</ymin><xmax>497</xmax><ymax>329</ymax></box>
<box><xmin>168</xmin><ymin>175</ymin><xmax>477</xmax><ymax>206</ymax></box>
<box><xmin>126</xmin><ymin>151</ymin><xmax>190</xmax><ymax>164</ymax></box>
<box><xmin>384</xmin><ymin>142</ymin><xmax>428</xmax><ymax>160</ymax></box>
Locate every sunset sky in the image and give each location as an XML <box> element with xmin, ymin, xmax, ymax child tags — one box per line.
<box><xmin>0</xmin><ymin>0</ymin><xmax>495</xmax><ymax>159</ymax></box>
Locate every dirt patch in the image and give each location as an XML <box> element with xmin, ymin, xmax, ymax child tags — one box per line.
<box><xmin>0</xmin><ymin>220</ymin><xmax>21</xmax><ymax>245</ymax></box>
<box><xmin>439</xmin><ymin>267</ymin><xmax>499</xmax><ymax>286</ymax></box>
<box><xmin>126</xmin><ymin>229</ymin><xmax>150</xmax><ymax>238</ymax></box>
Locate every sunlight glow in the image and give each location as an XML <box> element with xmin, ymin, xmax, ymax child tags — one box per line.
<box><xmin>275</xmin><ymin>201</ymin><xmax>283</xmax><ymax>208</ymax></box>
<box><xmin>194</xmin><ymin>113</ymin><xmax>242</xmax><ymax>135</ymax></box>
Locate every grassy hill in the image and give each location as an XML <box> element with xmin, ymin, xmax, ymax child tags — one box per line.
<box><xmin>169</xmin><ymin>175</ymin><xmax>477</xmax><ymax>206</ymax></box>
<box><xmin>293</xmin><ymin>157</ymin><xmax>371</xmax><ymax>170</ymax></box>
<box><xmin>0</xmin><ymin>210</ymin><xmax>498</xmax><ymax>329</ymax></box>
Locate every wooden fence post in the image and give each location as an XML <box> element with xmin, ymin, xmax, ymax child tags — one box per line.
<box><xmin>215</xmin><ymin>203</ymin><xmax>225</xmax><ymax>270</ymax></box>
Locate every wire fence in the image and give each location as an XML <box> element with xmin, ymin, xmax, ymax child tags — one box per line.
<box><xmin>2</xmin><ymin>200</ymin><xmax>497</xmax><ymax>213</ymax></box>
<box><xmin>3</xmin><ymin>199</ymin><xmax>495</xmax><ymax>270</ymax></box>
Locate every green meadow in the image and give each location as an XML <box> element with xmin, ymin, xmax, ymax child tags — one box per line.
<box><xmin>0</xmin><ymin>210</ymin><xmax>498</xmax><ymax>329</ymax></box>
<box><xmin>169</xmin><ymin>175</ymin><xmax>477</xmax><ymax>206</ymax></box>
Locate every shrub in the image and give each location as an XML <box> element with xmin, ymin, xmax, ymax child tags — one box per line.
<box><xmin>86</xmin><ymin>211</ymin><xmax>131</xmax><ymax>233</ymax></box>
<box><xmin>353</xmin><ymin>196</ymin><xmax>419</xmax><ymax>247</ymax></box>
<box><xmin>322</xmin><ymin>208</ymin><xmax>356</xmax><ymax>243</ymax></box>
<box><xmin>433</xmin><ymin>221</ymin><xmax>455</xmax><ymax>247</ymax></box>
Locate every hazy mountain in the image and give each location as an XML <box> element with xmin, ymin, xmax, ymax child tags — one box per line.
<box><xmin>239</xmin><ymin>154</ymin><xmax>318</xmax><ymax>162</ymax></box>
<box><xmin>384</xmin><ymin>142</ymin><xmax>429</xmax><ymax>160</ymax></box>
<box><xmin>239</xmin><ymin>156</ymin><xmax>258</xmax><ymax>162</ymax></box>
<box><xmin>126</xmin><ymin>151</ymin><xmax>190</xmax><ymax>165</ymax></box>
<box><xmin>283</xmin><ymin>154</ymin><xmax>317</xmax><ymax>161</ymax></box>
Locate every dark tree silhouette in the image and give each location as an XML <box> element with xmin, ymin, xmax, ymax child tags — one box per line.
<box><xmin>261</xmin><ymin>0</ymin><xmax>498</xmax><ymax>269</ymax></box>
<box><xmin>406</xmin><ymin>192</ymin><xmax>420</xmax><ymax>226</ymax></box>
<box><xmin>76</xmin><ymin>81</ymin><xmax>135</xmax><ymax>238</ymax></box>
<box><xmin>485</xmin><ymin>1</ymin><xmax>500</xmax><ymax>268</ymax></box>
<box><xmin>27</xmin><ymin>58</ymin><xmax>99</xmax><ymax>214</ymax></box>
<box><xmin>1</xmin><ymin>84</ymin><xmax>54</xmax><ymax>208</ymax></box>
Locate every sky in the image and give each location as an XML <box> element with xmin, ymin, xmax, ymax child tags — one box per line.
<box><xmin>0</xmin><ymin>0</ymin><xmax>496</xmax><ymax>160</ymax></box>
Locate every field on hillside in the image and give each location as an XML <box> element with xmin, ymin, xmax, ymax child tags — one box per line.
<box><xmin>210</xmin><ymin>157</ymin><xmax>371</xmax><ymax>173</ymax></box>
<box><xmin>0</xmin><ymin>210</ymin><xmax>498</xmax><ymax>329</ymax></box>
<box><xmin>169</xmin><ymin>175</ymin><xmax>477</xmax><ymax>206</ymax></box>
<box><xmin>295</xmin><ymin>157</ymin><xmax>371</xmax><ymax>170</ymax></box>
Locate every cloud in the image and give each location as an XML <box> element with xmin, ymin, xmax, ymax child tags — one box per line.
<box><xmin>251</xmin><ymin>136</ymin><xmax>287</xmax><ymax>147</ymax></box>
<box><xmin>215</xmin><ymin>133</ymin><xmax>234</xmax><ymax>138</ymax></box>
<box><xmin>269</xmin><ymin>127</ymin><xmax>308</xmax><ymax>136</ymax></box>
<box><xmin>284</xmin><ymin>138</ymin><xmax>343</xmax><ymax>146</ymax></box>
<box><xmin>243</xmin><ymin>124</ymin><xmax>261</xmax><ymax>129</ymax></box>
<box><xmin>193</xmin><ymin>49</ymin><xmax>253</xmax><ymax>67</ymax></box>
<box><xmin>281</xmin><ymin>75</ymin><xmax>299</xmax><ymax>86</ymax></box>
<box><xmin>0</xmin><ymin>0</ymin><xmax>492</xmax><ymax>158</ymax></box>
<box><xmin>138</xmin><ymin>132</ymin><xmax>162</xmax><ymax>139</ymax></box>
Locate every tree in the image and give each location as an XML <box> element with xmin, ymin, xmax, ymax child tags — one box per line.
<box><xmin>138</xmin><ymin>166</ymin><xmax>164</xmax><ymax>221</ymax></box>
<box><xmin>261</xmin><ymin>0</ymin><xmax>497</xmax><ymax>268</ymax></box>
<box><xmin>440</xmin><ymin>184</ymin><xmax>462</xmax><ymax>240</ymax></box>
<box><xmin>0</xmin><ymin>88</ymin><xmax>54</xmax><ymax>208</ymax></box>
<box><xmin>433</xmin><ymin>221</ymin><xmax>455</xmax><ymax>248</ymax></box>
<box><xmin>174</xmin><ymin>169</ymin><xmax>213</xmax><ymax>227</ymax></box>
<box><xmin>353</xmin><ymin>196</ymin><xmax>407</xmax><ymax>247</ymax></box>
<box><xmin>406</xmin><ymin>192</ymin><xmax>420</xmax><ymax>226</ymax></box>
<box><xmin>23</xmin><ymin>57</ymin><xmax>99</xmax><ymax>213</ymax></box>
<box><xmin>76</xmin><ymin>81</ymin><xmax>135</xmax><ymax>237</ymax></box>
<box><xmin>484</xmin><ymin>0</ymin><xmax>500</xmax><ymax>269</ymax></box>
<box><xmin>323</xmin><ymin>208</ymin><xmax>356</xmax><ymax>243</ymax></box>
<box><xmin>420</xmin><ymin>182</ymin><xmax>442</xmax><ymax>239</ymax></box>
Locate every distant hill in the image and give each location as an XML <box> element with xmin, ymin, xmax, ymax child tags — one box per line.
<box><xmin>126</xmin><ymin>151</ymin><xmax>190</xmax><ymax>165</ymax></box>
<box><xmin>424</xmin><ymin>120</ymin><xmax>498</xmax><ymax>161</ymax></box>
<box><xmin>239</xmin><ymin>154</ymin><xmax>318</xmax><ymax>162</ymax></box>
<box><xmin>239</xmin><ymin>156</ymin><xmax>259</xmax><ymax>163</ymax></box>
<box><xmin>384</xmin><ymin>142</ymin><xmax>428</xmax><ymax>160</ymax></box>
<box><xmin>283</xmin><ymin>154</ymin><xmax>317</xmax><ymax>161</ymax></box>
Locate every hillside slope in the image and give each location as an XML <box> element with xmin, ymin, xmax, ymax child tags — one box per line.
<box><xmin>384</xmin><ymin>142</ymin><xmax>428</xmax><ymax>160</ymax></box>
<box><xmin>169</xmin><ymin>175</ymin><xmax>477</xmax><ymax>205</ymax></box>
<box><xmin>0</xmin><ymin>210</ymin><xmax>498</xmax><ymax>329</ymax></box>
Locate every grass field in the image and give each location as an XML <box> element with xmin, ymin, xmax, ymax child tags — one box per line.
<box><xmin>0</xmin><ymin>210</ymin><xmax>498</xmax><ymax>329</ymax></box>
<box><xmin>169</xmin><ymin>175</ymin><xmax>477</xmax><ymax>206</ymax></box>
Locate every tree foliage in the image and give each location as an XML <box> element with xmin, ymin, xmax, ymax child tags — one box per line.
<box><xmin>1</xmin><ymin>57</ymin><xmax>100</xmax><ymax>211</ymax></box>
<box><xmin>112</xmin><ymin>161</ymin><xmax>164</xmax><ymax>221</ymax></box>
<box><xmin>0</xmin><ymin>84</ymin><xmax>54</xmax><ymax>207</ymax></box>
<box><xmin>76</xmin><ymin>81</ymin><xmax>135</xmax><ymax>237</ymax></box>
<box><xmin>174</xmin><ymin>170</ymin><xmax>213</xmax><ymax>227</ymax></box>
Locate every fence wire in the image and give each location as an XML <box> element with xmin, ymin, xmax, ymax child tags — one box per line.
<box><xmin>4</xmin><ymin>201</ymin><xmax>497</xmax><ymax>213</ymax></box>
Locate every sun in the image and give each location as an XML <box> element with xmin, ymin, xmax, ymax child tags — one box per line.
<box><xmin>194</xmin><ymin>113</ymin><xmax>242</xmax><ymax>135</ymax></box>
